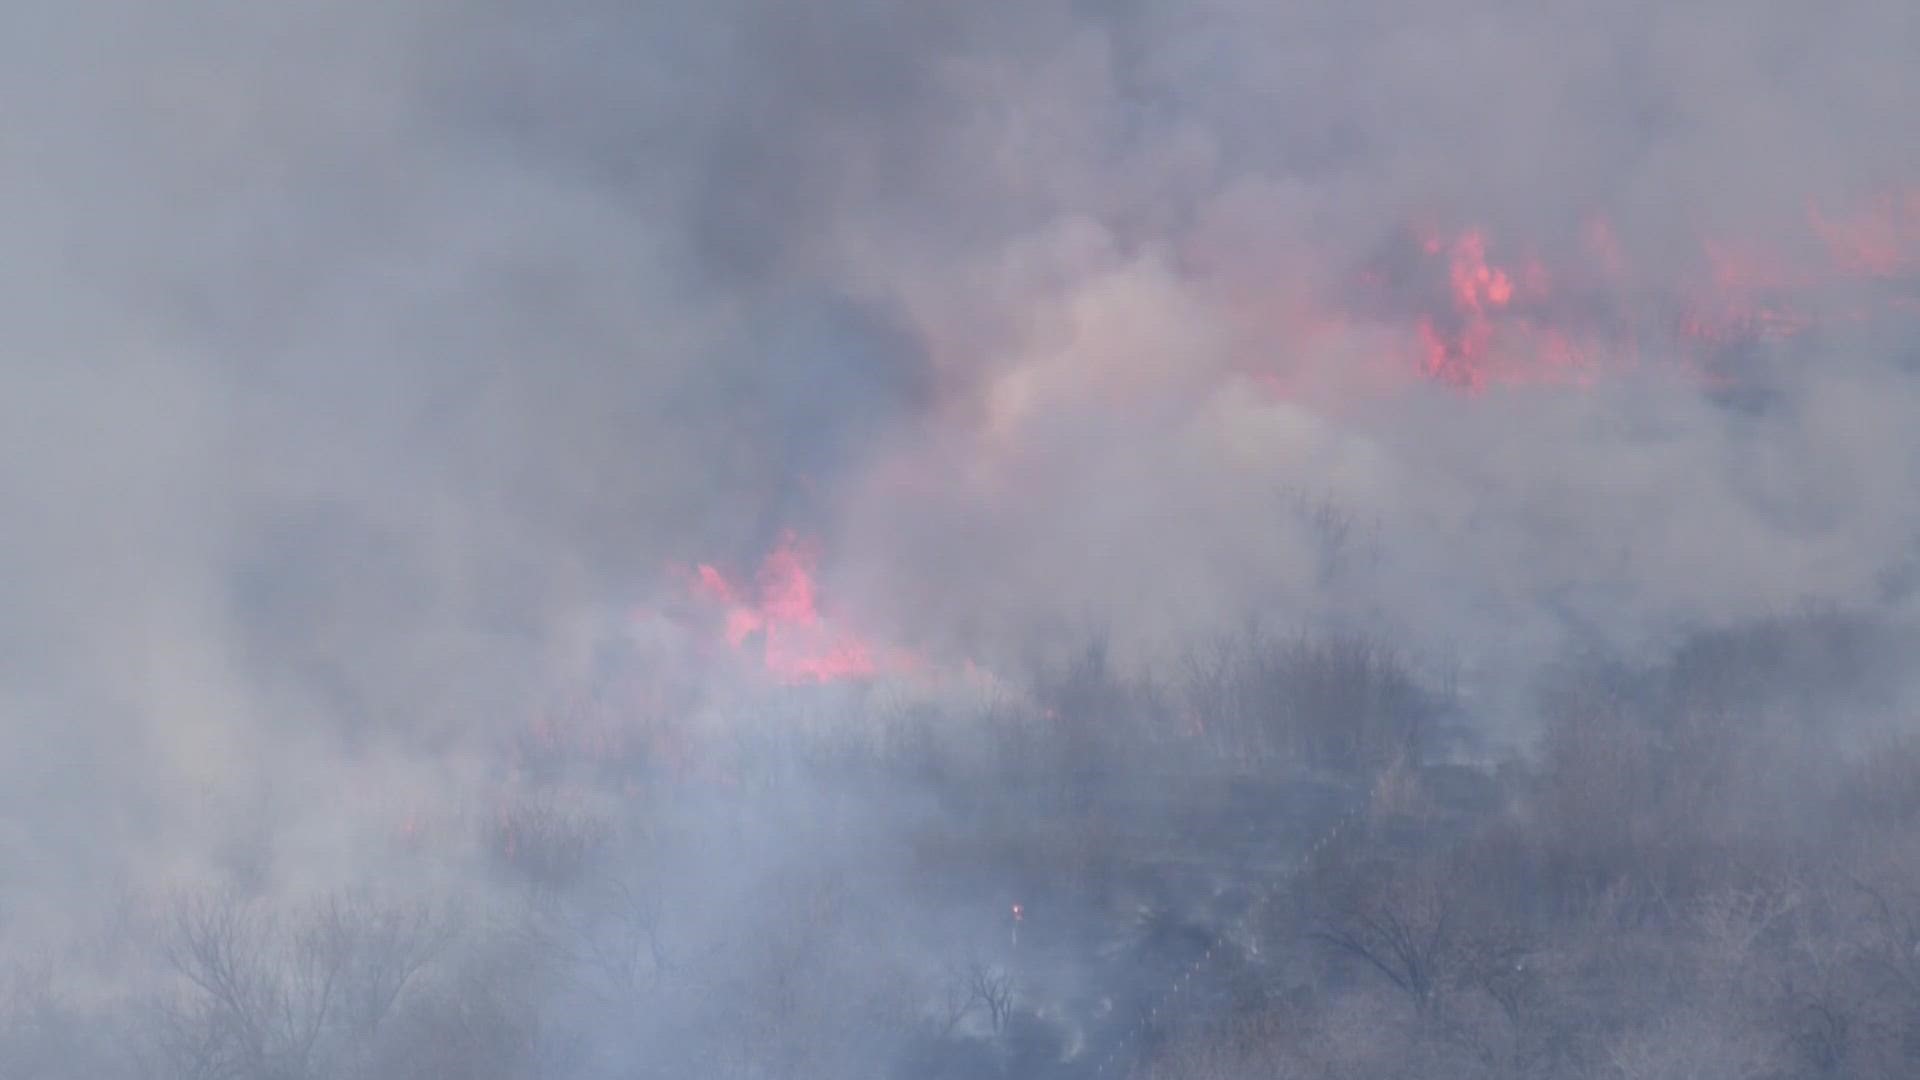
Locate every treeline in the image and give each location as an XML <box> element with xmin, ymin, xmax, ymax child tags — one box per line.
<box><xmin>1141</xmin><ymin>613</ymin><xmax>1920</xmax><ymax>1080</ymax></box>
<box><xmin>4</xmin><ymin>615</ymin><xmax>1916</xmax><ymax>1079</ymax></box>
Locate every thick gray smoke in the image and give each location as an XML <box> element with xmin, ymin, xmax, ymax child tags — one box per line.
<box><xmin>3</xmin><ymin>1</ymin><xmax>1919</xmax><ymax>1077</ymax></box>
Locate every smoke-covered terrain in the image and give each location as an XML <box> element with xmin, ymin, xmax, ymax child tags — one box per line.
<box><xmin>4</xmin><ymin>2</ymin><xmax>1920</xmax><ymax>1077</ymax></box>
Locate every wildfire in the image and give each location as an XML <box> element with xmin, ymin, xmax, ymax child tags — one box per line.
<box><xmin>1333</xmin><ymin>186</ymin><xmax>1920</xmax><ymax>394</ymax></box>
<box><xmin>687</xmin><ymin>530</ymin><xmax>915</xmax><ymax>684</ymax></box>
<box><xmin>1396</xmin><ymin>226</ymin><xmax>1613</xmax><ymax>391</ymax></box>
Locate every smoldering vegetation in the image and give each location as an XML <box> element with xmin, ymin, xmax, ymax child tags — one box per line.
<box><xmin>7</xmin><ymin>613</ymin><xmax>1920</xmax><ymax>1079</ymax></box>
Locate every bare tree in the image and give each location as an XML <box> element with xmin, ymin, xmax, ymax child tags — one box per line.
<box><xmin>1600</xmin><ymin>1010</ymin><xmax>1780</xmax><ymax>1080</ymax></box>
<box><xmin>930</xmin><ymin>960</ymin><xmax>1015</xmax><ymax>1039</ymax></box>
<box><xmin>1313</xmin><ymin>856</ymin><xmax>1461</xmax><ymax>1017</ymax></box>
<box><xmin>365</xmin><ymin>936</ymin><xmax>562</xmax><ymax>1080</ymax></box>
<box><xmin>0</xmin><ymin>960</ymin><xmax>130</xmax><ymax>1080</ymax></box>
<box><xmin>148</xmin><ymin>889</ymin><xmax>449</xmax><ymax>1080</ymax></box>
<box><xmin>484</xmin><ymin>797</ymin><xmax>612</xmax><ymax>895</ymax></box>
<box><xmin>508</xmin><ymin>855</ymin><xmax>676</xmax><ymax>1035</ymax></box>
<box><xmin>965</xmin><ymin>963</ymin><xmax>1016</xmax><ymax>1036</ymax></box>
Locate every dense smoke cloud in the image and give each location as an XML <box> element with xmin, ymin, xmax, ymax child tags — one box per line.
<box><xmin>3</xmin><ymin>0</ymin><xmax>1919</xmax><ymax>1075</ymax></box>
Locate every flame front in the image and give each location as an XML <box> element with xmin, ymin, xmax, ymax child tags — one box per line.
<box><xmin>690</xmin><ymin>531</ymin><xmax>913</xmax><ymax>685</ymax></box>
<box><xmin>1314</xmin><ymin>186</ymin><xmax>1920</xmax><ymax>395</ymax></box>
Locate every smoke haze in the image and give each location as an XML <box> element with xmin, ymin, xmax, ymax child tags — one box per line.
<box><xmin>4</xmin><ymin>2</ymin><xmax>1920</xmax><ymax>1077</ymax></box>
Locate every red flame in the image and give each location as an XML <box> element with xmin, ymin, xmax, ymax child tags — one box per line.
<box><xmin>689</xmin><ymin>531</ymin><xmax>914</xmax><ymax>684</ymax></box>
<box><xmin>1403</xmin><ymin>227</ymin><xmax>1614</xmax><ymax>391</ymax></box>
<box><xmin>1330</xmin><ymin>187</ymin><xmax>1920</xmax><ymax>395</ymax></box>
